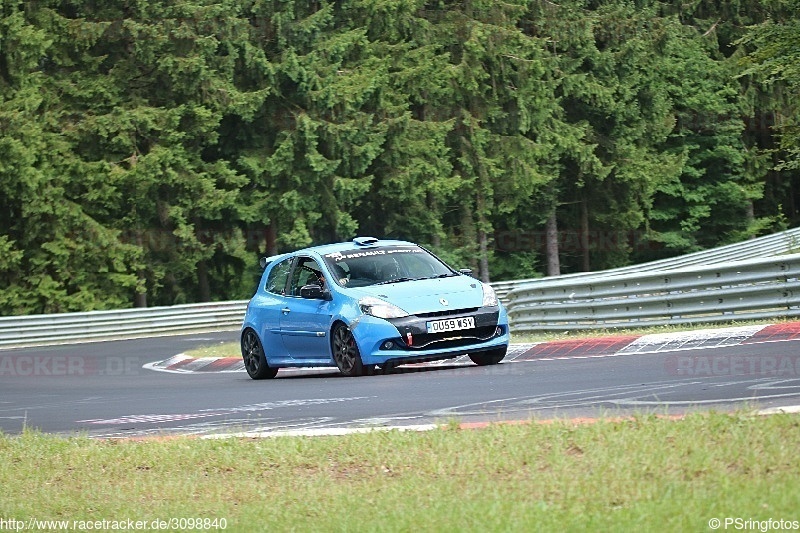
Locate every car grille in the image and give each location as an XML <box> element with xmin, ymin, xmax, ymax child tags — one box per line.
<box><xmin>399</xmin><ymin>325</ymin><xmax>499</xmax><ymax>350</ymax></box>
<box><xmin>414</xmin><ymin>307</ymin><xmax>480</xmax><ymax>319</ymax></box>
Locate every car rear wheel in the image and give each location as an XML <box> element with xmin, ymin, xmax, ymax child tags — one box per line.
<box><xmin>469</xmin><ymin>346</ymin><xmax>507</xmax><ymax>366</ymax></box>
<box><xmin>332</xmin><ymin>324</ymin><xmax>373</xmax><ymax>377</ymax></box>
<box><xmin>241</xmin><ymin>329</ymin><xmax>278</xmax><ymax>380</ymax></box>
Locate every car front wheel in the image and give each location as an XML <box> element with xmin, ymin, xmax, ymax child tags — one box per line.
<box><xmin>331</xmin><ymin>323</ymin><xmax>373</xmax><ymax>377</ymax></box>
<box><xmin>241</xmin><ymin>329</ymin><xmax>278</xmax><ymax>380</ymax></box>
<box><xmin>469</xmin><ymin>346</ymin><xmax>507</xmax><ymax>366</ymax></box>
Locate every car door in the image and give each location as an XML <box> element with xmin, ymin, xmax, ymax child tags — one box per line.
<box><xmin>250</xmin><ymin>256</ymin><xmax>294</xmax><ymax>361</ymax></box>
<box><xmin>278</xmin><ymin>256</ymin><xmax>334</xmax><ymax>360</ymax></box>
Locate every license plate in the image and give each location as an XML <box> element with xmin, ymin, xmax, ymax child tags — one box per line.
<box><xmin>426</xmin><ymin>316</ymin><xmax>476</xmax><ymax>333</ymax></box>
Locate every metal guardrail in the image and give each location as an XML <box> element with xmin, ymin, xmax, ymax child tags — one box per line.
<box><xmin>506</xmin><ymin>254</ymin><xmax>800</xmax><ymax>331</ymax></box>
<box><xmin>0</xmin><ymin>301</ymin><xmax>247</xmax><ymax>348</ymax></box>
<box><xmin>2</xmin><ymin>229</ymin><xmax>800</xmax><ymax>348</ymax></box>
<box><xmin>492</xmin><ymin>227</ymin><xmax>800</xmax><ymax>300</ymax></box>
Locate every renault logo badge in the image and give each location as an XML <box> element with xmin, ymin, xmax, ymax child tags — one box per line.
<box><xmin>440</xmin><ymin>298</ymin><xmax>449</xmax><ymax>306</ymax></box>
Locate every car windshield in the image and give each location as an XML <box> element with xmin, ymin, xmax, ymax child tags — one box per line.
<box><xmin>322</xmin><ymin>246</ymin><xmax>456</xmax><ymax>287</ymax></box>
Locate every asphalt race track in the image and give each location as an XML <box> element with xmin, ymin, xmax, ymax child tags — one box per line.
<box><xmin>2</xmin><ymin>323</ymin><xmax>800</xmax><ymax>438</ymax></box>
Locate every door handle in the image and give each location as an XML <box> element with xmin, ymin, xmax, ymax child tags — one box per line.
<box><xmin>281</xmin><ymin>307</ymin><xmax>291</xmax><ymax>314</ymax></box>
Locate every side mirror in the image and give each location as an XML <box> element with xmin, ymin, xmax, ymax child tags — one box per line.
<box><xmin>459</xmin><ymin>268</ymin><xmax>475</xmax><ymax>277</ymax></box>
<box><xmin>300</xmin><ymin>284</ymin><xmax>332</xmax><ymax>300</ymax></box>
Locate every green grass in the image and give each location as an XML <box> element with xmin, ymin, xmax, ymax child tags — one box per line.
<box><xmin>2</xmin><ymin>412</ymin><xmax>800</xmax><ymax>531</ymax></box>
<box><xmin>186</xmin><ymin>319</ymin><xmax>785</xmax><ymax>358</ymax></box>
<box><xmin>184</xmin><ymin>341</ymin><xmax>241</xmax><ymax>359</ymax></box>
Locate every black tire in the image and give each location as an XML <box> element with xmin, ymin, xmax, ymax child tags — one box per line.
<box><xmin>241</xmin><ymin>329</ymin><xmax>278</xmax><ymax>380</ymax></box>
<box><xmin>331</xmin><ymin>323</ymin><xmax>371</xmax><ymax>377</ymax></box>
<box><xmin>469</xmin><ymin>346</ymin><xmax>507</xmax><ymax>366</ymax></box>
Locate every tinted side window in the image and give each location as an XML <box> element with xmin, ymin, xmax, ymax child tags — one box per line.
<box><xmin>265</xmin><ymin>258</ymin><xmax>292</xmax><ymax>295</ymax></box>
<box><xmin>289</xmin><ymin>257</ymin><xmax>326</xmax><ymax>296</ymax></box>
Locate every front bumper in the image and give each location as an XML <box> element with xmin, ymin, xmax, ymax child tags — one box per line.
<box><xmin>350</xmin><ymin>305</ymin><xmax>510</xmax><ymax>366</ymax></box>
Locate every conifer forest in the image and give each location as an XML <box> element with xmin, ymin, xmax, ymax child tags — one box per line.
<box><xmin>1</xmin><ymin>0</ymin><xmax>798</xmax><ymax>314</ymax></box>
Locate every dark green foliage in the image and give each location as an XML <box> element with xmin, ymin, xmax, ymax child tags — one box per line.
<box><xmin>0</xmin><ymin>0</ymin><xmax>797</xmax><ymax>313</ymax></box>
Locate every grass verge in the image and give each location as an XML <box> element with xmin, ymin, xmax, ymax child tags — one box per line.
<box><xmin>183</xmin><ymin>341</ymin><xmax>241</xmax><ymax>359</ymax></box>
<box><xmin>2</xmin><ymin>412</ymin><xmax>799</xmax><ymax>531</ymax></box>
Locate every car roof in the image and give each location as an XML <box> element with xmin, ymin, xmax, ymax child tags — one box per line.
<box><xmin>261</xmin><ymin>238</ymin><xmax>418</xmax><ymax>268</ymax></box>
<box><xmin>304</xmin><ymin>238</ymin><xmax>417</xmax><ymax>257</ymax></box>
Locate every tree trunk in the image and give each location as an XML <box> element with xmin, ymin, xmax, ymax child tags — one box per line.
<box><xmin>266</xmin><ymin>221</ymin><xmax>278</xmax><ymax>256</ymax></box>
<box><xmin>131</xmin><ymin>153</ymin><xmax>147</xmax><ymax>308</ymax></box>
<box><xmin>428</xmin><ymin>190</ymin><xmax>441</xmax><ymax>248</ymax></box>
<box><xmin>476</xmin><ymin>189</ymin><xmax>491</xmax><ymax>283</ymax></box>
<box><xmin>745</xmin><ymin>199</ymin><xmax>756</xmax><ymax>239</ymax></box>
<box><xmin>195</xmin><ymin>219</ymin><xmax>211</xmax><ymax>302</ymax></box>
<box><xmin>134</xmin><ymin>230</ymin><xmax>147</xmax><ymax>308</ymax></box>
<box><xmin>546</xmin><ymin>210</ymin><xmax>560</xmax><ymax>277</ymax></box>
<box><xmin>133</xmin><ymin>284</ymin><xmax>147</xmax><ymax>307</ymax></box>
<box><xmin>478</xmin><ymin>228</ymin><xmax>490</xmax><ymax>283</ymax></box>
<box><xmin>197</xmin><ymin>259</ymin><xmax>210</xmax><ymax>302</ymax></box>
<box><xmin>581</xmin><ymin>197</ymin><xmax>591</xmax><ymax>271</ymax></box>
<box><xmin>461</xmin><ymin>205</ymin><xmax>479</xmax><ymax>273</ymax></box>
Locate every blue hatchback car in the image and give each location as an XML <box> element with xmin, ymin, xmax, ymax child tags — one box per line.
<box><xmin>241</xmin><ymin>237</ymin><xmax>510</xmax><ymax>378</ymax></box>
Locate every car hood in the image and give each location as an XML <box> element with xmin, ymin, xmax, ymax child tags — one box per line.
<box><xmin>347</xmin><ymin>277</ymin><xmax>483</xmax><ymax>314</ymax></box>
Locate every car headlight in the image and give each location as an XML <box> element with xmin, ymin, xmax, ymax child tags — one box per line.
<box><xmin>359</xmin><ymin>297</ymin><xmax>409</xmax><ymax>319</ymax></box>
<box><xmin>482</xmin><ymin>284</ymin><xmax>499</xmax><ymax>307</ymax></box>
